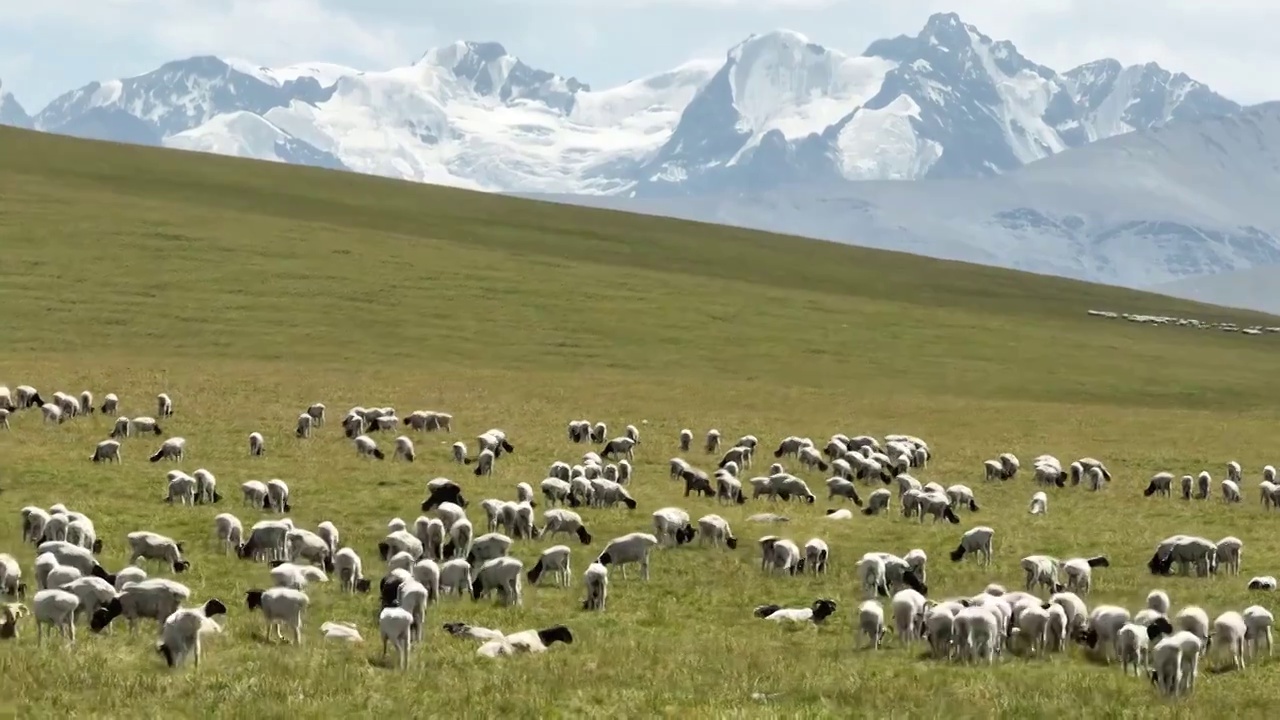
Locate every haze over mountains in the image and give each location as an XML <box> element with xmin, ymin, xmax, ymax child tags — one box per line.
<box><xmin>3</xmin><ymin>11</ymin><xmax>1277</xmax><ymax>308</ymax></box>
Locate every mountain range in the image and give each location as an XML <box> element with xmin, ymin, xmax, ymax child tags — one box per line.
<box><xmin>2</xmin><ymin>11</ymin><xmax>1277</xmax><ymax>301</ymax></box>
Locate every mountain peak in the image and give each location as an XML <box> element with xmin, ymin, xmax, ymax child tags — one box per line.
<box><xmin>420</xmin><ymin>40</ymin><xmax>511</xmax><ymax>69</ymax></box>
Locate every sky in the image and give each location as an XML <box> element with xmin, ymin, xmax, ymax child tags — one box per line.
<box><xmin>2</xmin><ymin>0</ymin><xmax>1277</xmax><ymax>112</ymax></box>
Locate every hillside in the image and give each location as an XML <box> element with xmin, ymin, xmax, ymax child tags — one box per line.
<box><xmin>3</xmin><ymin>129</ymin><xmax>1280</xmax><ymax>716</ymax></box>
<box><xmin>533</xmin><ymin>103</ymin><xmax>1280</xmax><ymax>287</ymax></box>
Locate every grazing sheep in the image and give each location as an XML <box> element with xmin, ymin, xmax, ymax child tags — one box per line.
<box><xmin>1227</xmin><ymin>460</ymin><xmax>1242</xmax><ymax>484</ymax></box>
<box><xmin>333</xmin><ymin>548</ymin><xmax>372</xmax><ymax>593</ymax></box>
<box><xmin>589</xmin><ymin>423</ymin><xmax>607</xmax><ymax>444</ymax></box>
<box><xmin>581</xmin><ymin>562</ymin><xmax>608</xmax><ymax>611</ymax></box>
<box><xmin>1243</xmin><ymin>605</ymin><xmax>1273</xmax><ymax>659</ymax></box>
<box><xmin>238</xmin><ymin>520</ymin><xmax>294</xmax><ymax>563</ymax></box>
<box><xmin>156</xmin><ymin>393</ymin><xmax>173</xmax><ymax>418</ymax></box>
<box><xmin>471</xmin><ymin>556</ymin><xmax>525</xmax><ymax>607</ymax></box>
<box><xmin>652</xmin><ymin>507</ymin><xmax>696</xmax><ymax>547</ymax></box>
<box><xmin>265</xmin><ymin>479</ymin><xmax>292</xmax><ymax>514</ymax></box>
<box><xmin>245</xmin><ymin>587</ymin><xmax>308</xmax><ymax>644</ymax></box>
<box><xmin>858</xmin><ymin>600</ymin><xmax>887</xmax><ymax>649</ymax></box>
<box><xmin>100</xmin><ymin>393</ymin><xmax>119</xmax><ymax>416</ymax></box>
<box><xmin>213</xmin><ymin>514</ymin><xmax>243</xmax><ymax>555</ymax></box>
<box><xmin>1063</xmin><ymin>556</ymin><xmax>1110</xmax><ymax>594</ymax></box>
<box><xmin>1174</xmin><ymin>606</ymin><xmax>1211</xmax><ymax>649</ymax></box>
<box><xmin>1211</xmin><ymin>611</ymin><xmax>1248</xmax><ymax>670</ymax></box>
<box><xmin>950</xmin><ymin>526</ymin><xmax>995</xmax><ymax>566</ymax></box>
<box><xmin>127</xmin><ymin>532</ymin><xmax>191</xmax><ymax>573</ymax></box>
<box><xmin>421</xmin><ymin>481</ymin><xmax>468</xmax><ymax>512</ymax></box>
<box><xmin>379</xmin><ymin>607</ymin><xmax>414</xmax><ymax>669</ymax></box>
<box><xmin>1116</xmin><ymin>623</ymin><xmax>1150</xmax><ymax>675</ymax></box>
<box><xmin>90</xmin><ymin>440</ymin><xmax>122</xmax><ymax>463</ymax></box>
<box><xmin>1076</xmin><ymin>605</ymin><xmax>1134</xmax><ymax>663</ymax></box>
<box><xmin>33</xmin><ymin>589</ymin><xmax>80</xmax><ymax>644</ymax></box>
<box><xmin>704</xmin><ymin>429</ymin><xmax>721</xmax><ymax>454</ymax></box>
<box><xmin>527</xmin><ymin>545</ymin><xmax>572</xmax><ymax>587</ymax></box>
<box><xmin>855</xmin><ymin>554</ymin><xmax>890</xmax><ymax>598</ymax></box>
<box><xmin>248</xmin><ymin>432</ymin><xmax>266</xmax><ymax>457</ymax></box>
<box><xmin>0</xmin><ymin>554</ymin><xmax>25</xmax><ymax>599</ymax></box>
<box><xmin>392</xmin><ymin>435</ymin><xmax>416</xmax><ymax>462</ymax></box>
<box><xmin>1144</xmin><ymin>472</ymin><xmax>1174</xmax><ymax>497</ymax></box>
<box><xmin>540</xmin><ymin>509</ymin><xmax>592</xmax><ymax>545</ymax></box>
<box><xmin>165</xmin><ymin>472</ymin><xmax>198</xmax><ymax>506</ymax></box>
<box><xmin>90</xmin><ymin>579</ymin><xmax>190</xmax><ymax>634</ymax></box>
<box><xmin>1213</xmin><ymin>536</ymin><xmax>1243</xmax><ymax>576</ymax></box>
<box><xmin>470</xmin><ymin>449</ymin><xmax>496</xmax><ymax>478</ymax></box>
<box><xmin>354</xmin><ymin>434</ymin><xmax>385</xmax><ymax>460</ymax></box>
<box><xmin>295</xmin><ymin>413</ymin><xmax>314</xmax><ymax>439</ymax></box>
<box><xmin>1222</xmin><ymin>479</ymin><xmax>1242</xmax><ymax>503</ymax></box>
<box><xmin>678</xmin><ymin>429</ymin><xmax>693</xmax><ymax>452</ymax></box>
<box><xmin>696</xmin><ymin>514</ymin><xmax>737</xmax><ymax>550</ymax></box>
<box><xmin>148</xmin><ymin>437</ymin><xmax>186</xmax><ymax>463</ymax></box>
<box><xmin>601</xmin><ymin>437</ymin><xmax>637</xmax><ymax>462</ymax></box>
<box><xmin>890</xmin><ymin>589</ymin><xmax>927</xmax><ymax>644</ymax></box>
<box><xmin>154</xmin><ymin>599</ymin><xmax>228</xmax><ymax>669</ymax></box>
<box><xmin>1028</xmin><ymin>491</ymin><xmax>1047</xmax><ymax>515</ymax></box>
<box><xmin>803</xmin><ymin>538</ymin><xmax>830</xmax><ymax>575</ymax></box>
<box><xmin>596</xmin><ymin>533</ymin><xmax>660</xmax><ymax>581</ymax></box>
<box><xmin>41</xmin><ymin>403</ymin><xmax>65</xmax><ymax>425</ymax></box>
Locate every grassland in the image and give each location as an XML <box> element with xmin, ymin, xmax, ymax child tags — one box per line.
<box><xmin>2</xmin><ymin>126</ymin><xmax>1280</xmax><ymax>719</ymax></box>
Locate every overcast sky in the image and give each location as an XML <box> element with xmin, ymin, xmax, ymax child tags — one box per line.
<box><xmin>2</xmin><ymin>0</ymin><xmax>1275</xmax><ymax>111</ymax></box>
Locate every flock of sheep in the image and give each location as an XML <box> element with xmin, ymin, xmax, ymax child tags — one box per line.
<box><xmin>0</xmin><ymin>382</ymin><xmax>1275</xmax><ymax>698</ymax></box>
<box><xmin>1086</xmin><ymin>309</ymin><xmax>1279</xmax><ymax>335</ymax></box>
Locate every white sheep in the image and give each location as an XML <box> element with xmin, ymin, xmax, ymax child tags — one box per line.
<box><xmin>1214</xmin><ymin>536</ymin><xmax>1243</xmax><ymax>576</ymax></box>
<box><xmin>1014</xmin><ymin>603</ymin><xmax>1052</xmax><ymax>658</ymax></box>
<box><xmin>540</xmin><ymin>509</ymin><xmax>593</xmax><ymax>545</ymax></box>
<box><xmin>582</xmin><ymin>562</ymin><xmax>608</xmax><ymax>611</ymax></box>
<box><xmin>1078</xmin><ymin>604</ymin><xmax>1132</xmax><ymax>662</ymax></box>
<box><xmin>247</xmin><ymin>432</ymin><xmax>265</xmax><ymax>457</ymax></box>
<box><xmin>100</xmin><ymin>393</ymin><xmax>119</xmax><ymax>415</ymax></box>
<box><xmin>890</xmin><ymin>589</ymin><xmax>927</xmax><ymax>644</ymax></box>
<box><xmin>652</xmin><ymin>507</ymin><xmax>696</xmax><ymax>547</ymax></box>
<box><xmin>1149</xmin><ymin>630</ymin><xmax>1198</xmax><ymax>696</ymax></box>
<box><xmin>955</xmin><ymin>605</ymin><xmax>1001</xmax><ymax>664</ymax></box>
<box><xmin>678</xmin><ymin>429</ymin><xmax>693</xmax><ymax>452</ymax></box>
<box><xmin>1174</xmin><ymin>606</ymin><xmax>1211</xmax><ymax>649</ymax></box>
<box><xmin>379</xmin><ymin>607</ymin><xmax>414</xmax><ymax>669</ymax></box>
<box><xmin>1062</xmin><ymin>555</ymin><xmax>1110</xmax><ymax>594</ymax></box>
<box><xmin>295</xmin><ymin>413</ymin><xmax>313</xmax><ymax>439</ymax></box>
<box><xmin>854</xmin><ymin>553</ymin><xmax>889</xmax><ymax>598</ymax></box>
<box><xmin>696</xmin><ymin>514</ymin><xmax>737</xmax><ymax>550</ymax></box>
<box><xmin>245</xmin><ymin>587</ymin><xmax>308</xmax><ymax>644</ymax></box>
<box><xmin>1211</xmin><ymin>611</ymin><xmax>1248</xmax><ymax>670</ymax></box>
<box><xmin>451</xmin><ymin>441</ymin><xmax>468</xmax><ymax>464</ymax></box>
<box><xmin>471</xmin><ymin>556</ymin><xmax>524</xmax><ymax>606</ymax></box>
<box><xmin>1243</xmin><ymin>605</ymin><xmax>1273</xmax><ymax>659</ymax></box>
<box><xmin>354</xmin><ymin>434</ymin><xmax>385</xmax><ymax>460</ymax></box>
<box><xmin>1028</xmin><ymin>491</ymin><xmax>1047</xmax><ymax>515</ymax></box>
<box><xmin>949</xmin><ymin>526</ymin><xmax>994</xmax><ymax>566</ymax></box>
<box><xmin>89</xmin><ymin>578</ymin><xmax>189</xmax><ymax>634</ymax></box>
<box><xmin>112</xmin><ymin>565</ymin><xmax>148</xmax><ymax>591</ymax></box>
<box><xmin>192</xmin><ymin>469</ymin><xmax>220</xmax><ymax>504</ymax></box>
<box><xmin>41</xmin><ymin>403</ymin><xmax>64</xmax><ymax>425</ymax></box>
<box><xmin>333</xmin><ymin>548</ymin><xmax>372</xmax><ymax>593</ymax></box>
<box><xmin>596</xmin><ymin>533</ymin><xmax>660</xmax><ymax>581</ymax></box>
<box><xmin>213</xmin><ymin>514</ymin><xmax>243</xmax><ymax>555</ymax></box>
<box><xmin>270</xmin><ymin>562</ymin><xmax>329</xmax><ymax>590</ymax></box>
<box><xmin>265</xmin><ymin>478</ymin><xmax>292</xmax><ymax>513</ymax></box>
<box><xmin>858</xmin><ymin>600</ymin><xmax>886</xmax><ymax>649</ymax></box>
<box><xmin>528</xmin><ymin>545</ymin><xmax>572</xmax><ymax>587</ymax></box>
<box><xmin>148</xmin><ymin>437</ymin><xmax>186</xmax><ymax>463</ymax></box>
<box><xmin>33</xmin><ymin>589</ymin><xmax>80</xmax><ymax>644</ymax></box>
<box><xmin>803</xmin><ymin>538</ymin><xmax>829</xmax><ymax>575</ymax></box>
<box><xmin>155</xmin><ymin>599</ymin><xmax>227</xmax><ymax>668</ymax></box>
<box><xmin>319</xmin><ymin>621</ymin><xmax>363</xmax><ymax>643</ymax></box>
<box><xmin>126</xmin><ymin>531</ymin><xmax>190</xmax><ymax>573</ymax></box>
<box><xmin>1116</xmin><ymin>623</ymin><xmax>1150</xmax><ymax>675</ymax></box>
<box><xmin>156</xmin><ymin>393</ymin><xmax>173</xmax><ymax>417</ymax></box>
<box><xmin>1248</xmin><ymin>576</ymin><xmax>1277</xmax><ymax>591</ymax></box>
<box><xmin>1222</xmin><ymin>479</ymin><xmax>1242</xmax><ymax>503</ymax></box>
<box><xmin>90</xmin><ymin>440</ymin><xmax>121</xmax><ymax>463</ymax></box>
<box><xmin>393</xmin><ymin>435</ymin><xmax>416</xmax><ymax>462</ymax></box>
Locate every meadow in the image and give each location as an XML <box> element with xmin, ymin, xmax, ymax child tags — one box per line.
<box><xmin>2</xmin><ymin>125</ymin><xmax>1280</xmax><ymax>719</ymax></box>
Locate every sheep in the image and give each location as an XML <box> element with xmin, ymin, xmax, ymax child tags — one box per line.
<box><xmin>405</xmin><ymin>410</ymin><xmax>451</xmax><ymax>432</ymax></box>
<box><xmin>464</xmin><ymin>533</ymin><xmax>512</xmax><ymax>568</ymax></box>
<box><xmin>285</xmin><ymin>529</ymin><xmax>335</xmax><ymax>571</ymax></box>
<box><xmin>678</xmin><ymin>429</ymin><xmax>693</xmax><ymax>452</ymax></box>
<box><xmin>601</xmin><ymin>436</ymin><xmax>637</xmax><ymax>461</ymax></box>
<box><xmin>341</xmin><ymin>412</ymin><xmax>366</xmax><ymax>438</ymax></box>
<box><xmin>1014</xmin><ymin>604</ymin><xmax>1052</xmax><ymax>658</ymax></box>
<box><xmin>388</xmin><ymin>435</ymin><xmax>416</xmax><ymax>463</ymax></box>
<box><xmin>22</xmin><ymin>507</ymin><xmax>52</xmax><ymax>545</ymax></box>
<box><xmin>470</xmin><ymin>448</ymin><xmax>497</xmax><ymax>478</ymax></box>
<box><xmin>0</xmin><ymin>554</ymin><xmax>25</xmax><ymax>599</ymax></box>
<box><xmin>1149</xmin><ymin>630</ymin><xmax>1202</xmax><ymax>697</ymax></box>
<box><xmin>1045</xmin><ymin>603</ymin><xmax>1070</xmax><ymax>652</ymax></box>
<box><xmin>438</xmin><ymin>559</ymin><xmax>473</xmax><ymax>598</ymax></box>
<box><xmin>1194</xmin><ymin>471</ymin><xmax>1211</xmax><ymax>500</ymax></box>
<box><xmin>354</xmin><ymin>434</ymin><xmax>385</xmax><ymax>460</ymax></box>
<box><xmin>956</xmin><ymin>606</ymin><xmax>1001</xmax><ymax>664</ymax></box>
<box><xmin>1033</xmin><ymin>463</ymin><xmax>1066</xmax><ymax>488</ymax></box>
<box><xmin>1071</xmin><ymin>457</ymin><xmax>1110</xmax><ymax>486</ymax></box>
<box><xmin>99</xmin><ymin>393</ymin><xmax>119</xmax><ymax>415</ymax></box>
<box><xmin>652</xmin><ymin>507</ymin><xmax>696</xmax><ymax>547</ymax></box>
<box><xmin>854</xmin><ymin>553</ymin><xmax>890</xmax><ymax>598</ymax></box>
<box><xmin>923</xmin><ymin>606</ymin><xmax>957</xmax><ymax>659</ymax></box>
<box><xmin>156</xmin><ymin>393</ymin><xmax>173</xmax><ymax>417</ymax></box>
<box><xmin>265</xmin><ymin>478</ymin><xmax>292</xmax><ymax>513</ymax></box>
<box><xmin>248</xmin><ymin>432</ymin><xmax>266</xmax><ymax>457</ymax></box>
<box><xmin>238</xmin><ymin>520</ymin><xmax>294</xmax><ymax>563</ymax></box>
<box><xmin>803</xmin><ymin>538</ymin><xmax>830</xmax><ymax>575</ymax></box>
<box><xmin>475</xmin><ymin>625</ymin><xmax>575</xmax><ymax>658</ymax></box>
<box><xmin>1222</xmin><ymin>479</ymin><xmax>1242</xmax><ymax>503</ymax></box>
<box><xmin>379</xmin><ymin>530</ymin><xmax>425</xmax><ymax>563</ymax></box>
<box><xmin>127</xmin><ymin>531</ymin><xmax>191</xmax><ymax>573</ymax></box>
<box><xmin>90</xmin><ymin>440</ymin><xmax>122</xmax><ymax>463</ymax></box>
<box><xmin>14</xmin><ymin>385</ymin><xmax>43</xmax><ymax>408</ymax></box>
<box><xmin>581</xmin><ymin>562</ymin><xmax>608</xmax><ymax>612</ymax></box>
<box><xmin>1021</xmin><ymin>555</ymin><xmax>1064</xmax><ymax>594</ymax></box>
<box><xmin>596</xmin><ymin>533</ymin><xmax>660</xmax><ymax>581</ymax></box>
<box><xmin>319</xmin><ymin>620</ymin><xmax>363</xmax><ymax>643</ymax></box>
<box><xmin>165</xmin><ymin>473</ymin><xmax>197</xmax><ymax>506</ymax></box>
<box><xmin>696</xmin><ymin>514</ymin><xmax>737</xmax><ymax>550</ymax></box>
<box><xmin>1062</xmin><ymin>556</ymin><xmax>1110</xmax><ymax>594</ymax></box>
<box><xmin>715</xmin><ymin>472</ymin><xmax>745</xmax><ymax>505</ymax></box>
<box><xmin>858</xmin><ymin>600</ymin><xmax>887</xmax><ymax>650</ymax></box>
<box><xmin>590</xmin><ymin>479</ymin><xmax>638</xmax><ymax>509</ymax></box>
<box><xmin>388</xmin><ymin>576</ymin><xmax>429</xmax><ymax>642</ymax></box>
<box><xmin>1227</xmin><ymin>460</ymin><xmax>1242</xmax><ymax>484</ymax></box>
<box><xmin>333</xmin><ymin>548</ymin><xmax>372</xmax><ymax>593</ymax></box>
<box><xmin>773</xmin><ymin>436</ymin><xmax>810</xmax><ymax>459</ymax></box>
<box><xmin>476</xmin><ymin>429</ymin><xmax>515</xmax><ymax>457</ymax></box>
<box><xmin>379</xmin><ymin>607</ymin><xmax>414</xmax><ymax>669</ymax></box>
<box><xmin>1076</xmin><ymin>604</ymin><xmax>1133</xmax><ymax>662</ymax></box>
<box><xmin>1144</xmin><ymin>472</ymin><xmax>1174</xmax><ymax>497</ymax></box>
<box><xmin>240</xmin><ymin>479</ymin><xmax>268</xmax><ymax>508</ymax></box>
<box><xmin>295</xmin><ymin>413</ymin><xmax>314</xmax><ymax>439</ymax></box>
<box><xmin>754</xmin><ymin>598</ymin><xmax>838</xmax><ymax>625</ymax></box>
<box><xmin>41</xmin><ymin>403</ymin><xmax>65</xmax><ymax>425</ymax></box>
<box><xmin>949</xmin><ymin>526</ymin><xmax>995</xmax><ymax>567</ymax></box>
<box><xmin>828</xmin><ymin>477</ymin><xmax>866</xmax><ymax>506</ymax></box>
<box><xmin>891</xmin><ymin>589</ymin><xmax>928</xmax><ymax>644</ymax></box>
<box><xmin>825</xmin><ymin>508</ymin><xmax>853</xmax><ymax>520</ymax></box>
<box><xmin>1213</xmin><ymin>536</ymin><xmax>1243</xmax><ymax>576</ymax></box>
<box><xmin>421</xmin><ymin>480</ymin><xmax>468</xmax><ymax>511</ymax></box>
<box><xmin>90</xmin><ymin>579</ymin><xmax>191</xmax><ymax>634</ymax></box>
<box><xmin>797</xmin><ymin>446</ymin><xmax>829</xmax><ymax>473</ymax></box>
<box><xmin>213</xmin><ymin>514</ymin><xmax>243</xmax><ymax>555</ymax></box>
<box><xmin>770</xmin><ymin>474</ymin><xmax>817</xmax><ymax>503</ymax></box>
<box><xmin>917</xmin><ymin>493</ymin><xmax>961</xmax><ymax>524</ymax></box>
<box><xmin>1212</xmin><ymin>611</ymin><xmax>1249</xmax><ymax>670</ymax></box>
<box><xmin>540</xmin><ymin>509</ymin><xmax>592</xmax><ymax>545</ymax></box>
<box><xmin>1085</xmin><ymin>466</ymin><xmax>1107</xmax><ymax>491</ymax></box>
<box><xmin>1248</xmin><ymin>576</ymin><xmax>1277</xmax><ymax>591</ymax></box>
<box><xmin>148</xmin><ymin>437</ymin><xmax>186</xmax><ymax>463</ymax></box>
<box><xmin>32</xmin><ymin>589</ymin><xmax>80</xmax><ymax>644</ymax></box>
<box><xmin>1174</xmin><ymin>606</ymin><xmax>1211</xmax><ymax>649</ymax></box>
<box><xmin>527</xmin><ymin>545</ymin><xmax>572</xmax><ymax>587</ymax></box>
<box><xmin>704</xmin><ymin>429</ymin><xmax>721</xmax><ymax>454</ymax></box>
<box><xmin>680</xmin><ymin>467</ymin><xmax>715</xmax><ymax>498</ymax></box>
<box><xmin>1149</xmin><ymin>535</ymin><xmax>1216</xmax><ymax>576</ymax></box>
<box><xmin>471</xmin><ymin>556</ymin><xmax>524</xmax><ymax>607</ymax></box>
<box><xmin>1028</xmin><ymin>491</ymin><xmax>1047</xmax><ymax>515</ymax></box>
<box><xmin>154</xmin><ymin>598</ymin><xmax>228</xmax><ymax>669</ymax></box>
<box><xmin>1115</xmin><ymin>623</ymin><xmax>1150</xmax><ymax>675</ymax></box>
<box><xmin>245</xmin><ymin>587</ymin><xmax>308</xmax><ymax>644</ymax></box>
<box><xmin>1243</xmin><ymin>605</ymin><xmax>1273</xmax><ymax>659</ymax></box>
<box><xmin>904</xmin><ymin>548</ymin><xmax>928</xmax><ymax>587</ymax></box>
<box><xmin>945</xmin><ymin>484</ymin><xmax>979</xmax><ymax>512</ymax></box>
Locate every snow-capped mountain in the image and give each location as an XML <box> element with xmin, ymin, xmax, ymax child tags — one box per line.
<box><xmin>0</xmin><ymin>80</ymin><xmax>32</xmax><ymax>129</ymax></box>
<box><xmin>12</xmin><ymin>12</ymin><xmax>1241</xmax><ymax>196</ymax></box>
<box><xmin>531</xmin><ymin>103</ymin><xmax>1280</xmax><ymax>289</ymax></box>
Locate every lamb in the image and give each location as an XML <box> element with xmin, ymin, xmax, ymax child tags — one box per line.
<box><xmin>582</xmin><ymin>562</ymin><xmax>608</xmax><ymax>611</ymax></box>
<box><xmin>90</xmin><ymin>579</ymin><xmax>191</xmax><ymax>634</ymax></box>
<box><xmin>1242</xmin><ymin>605</ymin><xmax>1273</xmax><ymax>659</ymax></box>
<box><xmin>858</xmin><ymin>600</ymin><xmax>887</xmax><ymax>649</ymax></box>
<box><xmin>281</xmin><ymin>528</ymin><xmax>336</xmax><ymax>574</ymax></box>
<box><xmin>471</xmin><ymin>556</ymin><xmax>525</xmax><ymax>607</ymax></box>
<box><xmin>772</xmin><ymin>436</ymin><xmax>809</xmax><ymax>459</ymax></box>
<box><xmin>32</xmin><ymin>589</ymin><xmax>80</xmax><ymax>644</ymax></box>
<box><xmin>528</xmin><ymin>545</ymin><xmax>572</xmax><ymax>587</ymax></box>
<box><xmin>354</xmin><ymin>434</ymin><xmax>385</xmax><ymax>460</ymax></box>
<box><xmin>90</xmin><ymin>440</ymin><xmax>121</xmax><ymax>463</ymax></box>
<box><xmin>439</xmin><ymin>559</ymin><xmax>473</xmax><ymax>598</ymax></box>
<box><xmin>590</xmin><ymin>479</ymin><xmax>638</xmax><ymax>509</ymax></box>
<box><xmin>392</xmin><ymin>435</ymin><xmax>416</xmax><ymax>462</ymax></box>
<box><xmin>803</xmin><ymin>538</ymin><xmax>830</xmax><ymax>575</ymax></box>
<box><xmin>1116</xmin><ymin>622</ymin><xmax>1150</xmax><ymax>675</ymax></box>
<box><xmin>625</xmin><ymin>424</ymin><xmax>642</xmax><ymax>444</ymax></box>
<box><xmin>265</xmin><ymin>478</ymin><xmax>292</xmax><ymax>513</ymax></box>
<box><xmin>22</xmin><ymin>506</ymin><xmax>52</xmax><ymax>545</ymax></box>
<box><xmin>652</xmin><ymin>507</ymin><xmax>697</xmax><ymax>547</ymax></box>
<box><xmin>567</xmin><ymin>420</ymin><xmax>590</xmax><ymax>443</ymax></box>
<box><xmin>540</xmin><ymin>509</ymin><xmax>592</xmax><ymax>545</ymax></box>
<box><xmin>696</xmin><ymin>514</ymin><xmax>738</xmax><ymax>550</ymax></box>
<box><xmin>213</xmin><ymin>514</ymin><xmax>243</xmax><ymax>555</ymax></box>
<box><xmin>916</xmin><ymin>492</ymin><xmax>961</xmax><ymax>524</ymax></box>
<box><xmin>1212</xmin><ymin>610</ymin><xmax>1248</xmax><ymax>670</ymax></box>
<box><xmin>596</xmin><ymin>532</ymin><xmax>660</xmax><ymax>581</ymax></box>
<box><xmin>761</xmin><ymin>537</ymin><xmax>802</xmax><ymax>576</ymax></box>
<box><xmin>1028</xmin><ymin>491</ymin><xmax>1047</xmax><ymax>515</ymax></box>
<box><xmin>240</xmin><ymin>480</ymin><xmax>268</xmax><ymax>508</ymax></box>
<box><xmin>148</xmin><ymin>437</ymin><xmax>186</xmax><ymax>463</ymax></box>
<box><xmin>14</xmin><ymin>385</ymin><xmax>44</xmax><ymax>408</ymax></box>
<box><xmin>156</xmin><ymin>393</ymin><xmax>173</xmax><ymax>417</ymax></box>
<box><xmin>154</xmin><ymin>599</ymin><xmax>228</xmax><ymax>668</ymax></box>
<box><xmin>127</xmin><ymin>531</ymin><xmax>191</xmax><ymax>573</ymax></box>
<box><xmin>245</xmin><ymin>587</ymin><xmax>308</xmax><ymax>644</ymax></box>
<box><xmin>113</xmin><ymin>567</ymin><xmax>150</xmax><ymax>593</ymax></box>
<box><xmin>769</xmin><ymin>474</ymin><xmax>817</xmax><ymax>503</ymax></box>
<box><xmin>1144</xmin><ymin>472</ymin><xmax>1174</xmax><ymax>497</ymax></box>
<box><xmin>797</xmin><ymin>446</ymin><xmax>829</xmax><ymax>473</ymax></box>
<box><xmin>248</xmin><ymin>432</ymin><xmax>266</xmax><ymax>457</ymax></box>
<box><xmin>165</xmin><ymin>473</ymin><xmax>197</xmax><ymax>506</ymax></box>
<box><xmin>320</xmin><ymin>620</ymin><xmax>363</xmax><ymax>643</ymax></box>
<box><xmin>950</xmin><ymin>526</ymin><xmax>995</xmax><ymax>566</ymax></box>
<box><xmin>1149</xmin><ymin>535</ymin><xmax>1216</xmax><ymax>577</ymax></box>
<box><xmin>115</xmin><ymin>415</ymin><xmax>160</xmax><ymax>436</ymax></box>
<box><xmin>825</xmin><ymin>508</ymin><xmax>853</xmax><ymax>520</ymax></box>
<box><xmin>333</xmin><ymin>548</ymin><xmax>372</xmax><ymax>593</ymax></box>
<box><xmin>379</xmin><ymin>607</ymin><xmax>415</xmax><ymax>669</ymax></box>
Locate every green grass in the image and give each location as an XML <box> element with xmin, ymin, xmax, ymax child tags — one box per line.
<box><xmin>2</xmin><ymin>125</ymin><xmax>1280</xmax><ymax>719</ymax></box>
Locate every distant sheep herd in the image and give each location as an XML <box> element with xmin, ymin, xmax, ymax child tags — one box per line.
<box><xmin>1087</xmin><ymin>309</ymin><xmax>1280</xmax><ymax>335</ymax></box>
<box><xmin>0</xmin><ymin>382</ymin><xmax>1276</xmax><ymax>697</ymax></box>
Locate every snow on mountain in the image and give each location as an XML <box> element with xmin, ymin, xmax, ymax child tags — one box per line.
<box><xmin>0</xmin><ymin>80</ymin><xmax>32</xmax><ymax>129</ymax></box>
<box><xmin>16</xmin><ymin>12</ymin><xmax>1244</xmax><ymax>198</ymax></box>
<box><xmin>529</xmin><ymin>103</ymin><xmax>1280</xmax><ymax>288</ymax></box>
<box><xmin>164</xmin><ymin>111</ymin><xmax>347</xmax><ymax>170</ymax></box>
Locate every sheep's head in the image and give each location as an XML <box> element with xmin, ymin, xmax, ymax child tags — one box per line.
<box><xmin>725</xmin><ymin>536</ymin><xmax>738</xmax><ymax>550</ymax></box>
<box><xmin>91</xmin><ymin>539</ymin><xmax>104</xmax><ymax>554</ymax></box>
<box><xmin>354</xmin><ymin>578</ymin><xmax>372</xmax><ymax>593</ymax></box>
<box><xmin>203</xmin><ymin>599</ymin><xmax>228</xmax><ymax>617</ymax></box>
<box><xmin>537</xmin><ymin>625</ymin><xmax>573</xmax><ymax>646</ymax></box>
<box><xmin>244</xmin><ymin>589</ymin><xmax>265</xmax><ymax>611</ymax></box>
<box><xmin>575</xmin><ymin>527</ymin><xmax>592</xmax><ymax>545</ymax></box>
<box><xmin>1146</xmin><ymin>617</ymin><xmax>1175</xmax><ymax>642</ymax></box>
<box><xmin>172</xmin><ymin>560</ymin><xmax>191</xmax><ymax>573</ymax></box>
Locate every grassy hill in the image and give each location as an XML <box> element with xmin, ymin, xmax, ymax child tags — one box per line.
<box><xmin>2</xmin><ymin>126</ymin><xmax>1279</xmax><ymax>717</ymax></box>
